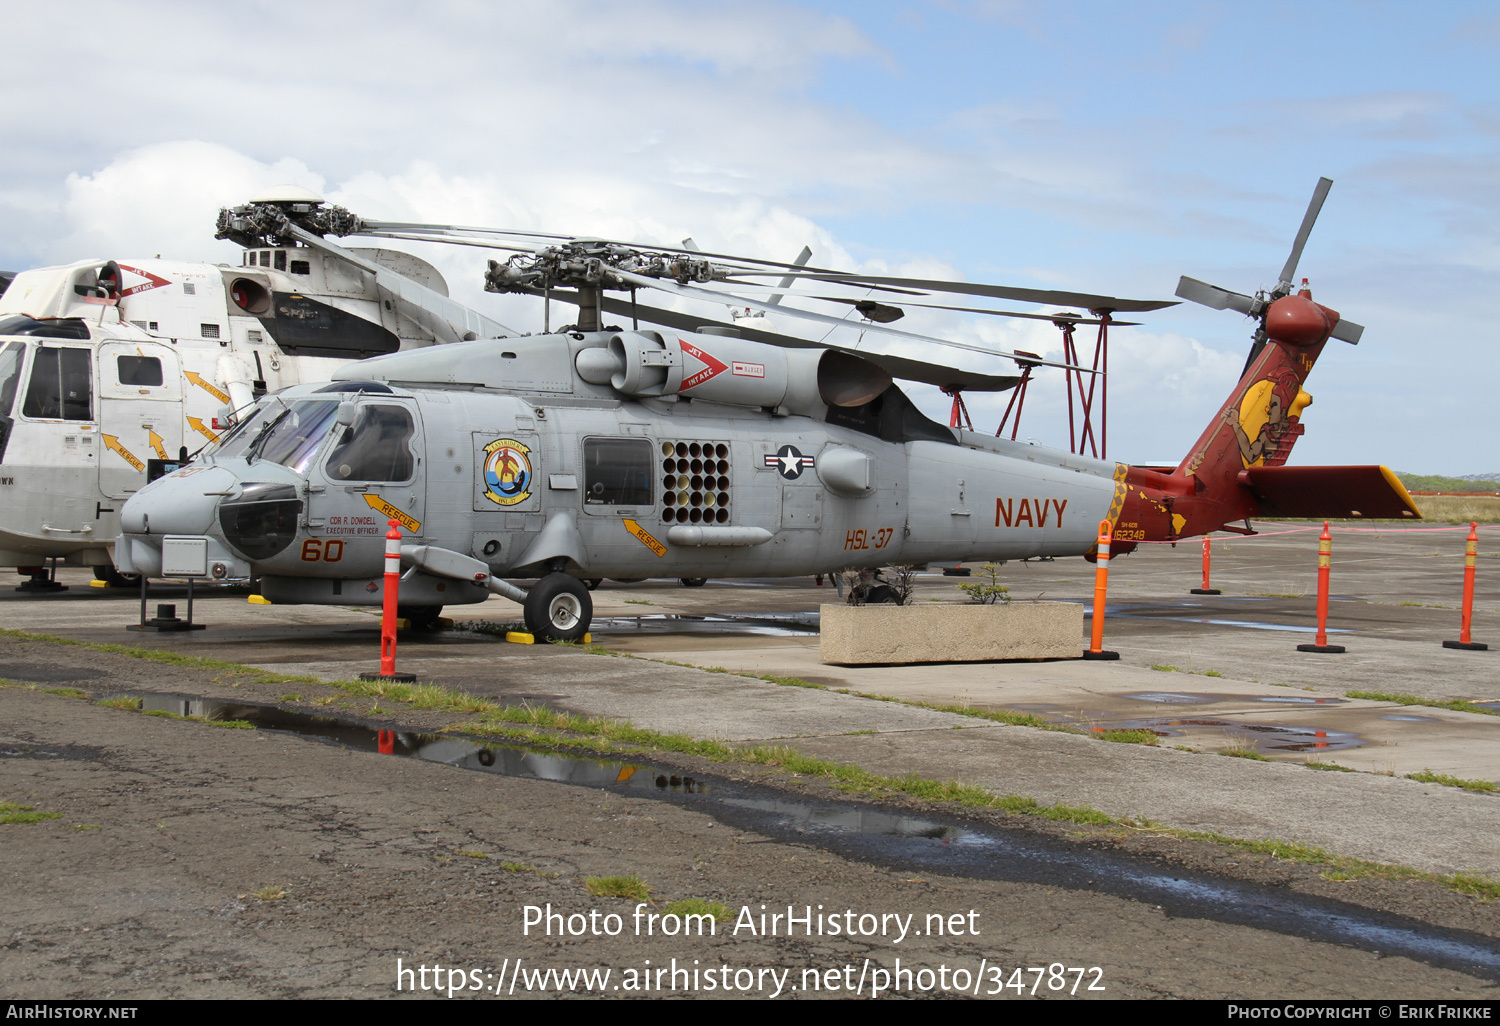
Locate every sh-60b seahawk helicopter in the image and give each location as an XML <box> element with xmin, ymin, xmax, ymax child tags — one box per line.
<box><xmin>0</xmin><ymin>187</ymin><xmax>511</xmax><ymax>587</ymax></box>
<box><xmin>114</xmin><ymin>180</ymin><xmax>1418</xmax><ymax>639</ymax></box>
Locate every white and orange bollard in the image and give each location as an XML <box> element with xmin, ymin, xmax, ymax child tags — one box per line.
<box><xmin>1190</xmin><ymin>534</ymin><xmax>1221</xmax><ymax>595</ymax></box>
<box><xmin>1083</xmin><ymin>518</ymin><xmax>1120</xmax><ymax>660</ymax></box>
<box><xmin>1297</xmin><ymin>521</ymin><xmax>1346</xmax><ymax>654</ymax></box>
<box><xmin>359</xmin><ymin>518</ymin><xmax>417</xmax><ymax>682</ymax></box>
<box><xmin>1443</xmin><ymin>522</ymin><xmax>1488</xmax><ymax>652</ymax></box>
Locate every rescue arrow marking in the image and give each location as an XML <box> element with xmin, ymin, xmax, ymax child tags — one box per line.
<box><xmin>362</xmin><ymin>493</ymin><xmax>422</xmax><ymax>533</ymax></box>
<box><xmin>623</xmin><ymin>518</ymin><xmax>667</xmax><ymax>558</ymax></box>
<box><xmin>185</xmin><ymin>372</ymin><xmax>231</xmax><ymax>405</ymax></box>
<box><xmin>101</xmin><ymin>434</ymin><xmax>144</xmax><ymax>472</ymax></box>
<box><xmin>147</xmin><ymin>429</ymin><xmax>167</xmax><ymax>460</ymax></box>
<box><xmin>187</xmin><ymin>417</ymin><xmax>220</xmax><ymax>442</ymax></box>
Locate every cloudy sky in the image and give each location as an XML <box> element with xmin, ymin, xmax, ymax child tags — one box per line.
<box><xmin>5</xmin><ymin>0</ymin><xmax>1497</xmax><ymax>474</ymax></box>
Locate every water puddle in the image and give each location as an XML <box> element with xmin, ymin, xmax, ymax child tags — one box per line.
<box><xmin>1474</xmin><ymin>702</ymin><xmax>1500</xmax><ymax>714</ymax></box>
<box><xmin>1122</xmin><ymin>692</ymin><xmax>1346</xmax><ymax>706</ymax></box>
<box><xmin>107</xmin><ymin>691</ymin><xmax>1497</xmax><ymax>979</ymax></box>
<box><xmin>1084</xmin><ymin>716</ymin><xmax>1364</xmax><ymax>752</ymax></box>
<box><xmin>127</xmin><ymin>693</ymin><xmax>707</xmax><ymax>794</ymax></box>
<box><xmin>1382</xmin><ymin>714</ymin><xmax>1438</xmax><ymax>722</ymax></box>
<box><xmin>590</xmin><ymin>612</ymin><xmax>820</xmax><ymax>637</ymax></box>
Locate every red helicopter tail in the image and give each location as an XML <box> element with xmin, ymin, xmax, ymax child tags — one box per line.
<box><xmin>1106</xmin><ymin>288</ymin><xmax>1420</xmax><ymax>549</ymax></box>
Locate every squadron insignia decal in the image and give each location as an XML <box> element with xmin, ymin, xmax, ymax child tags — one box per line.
<box><xmin>765</xmin><ymin>445</ymin><xmax>815</xmax><ymax>481</ymax></box>
<box><xmin>482</xmin><ymin>438</ymin><xmax>534</xmax><ymax>507</ymax></box>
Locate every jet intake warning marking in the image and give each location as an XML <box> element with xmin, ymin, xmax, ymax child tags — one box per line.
<box><xmin>765</xmin><ymin>445</ymin><xmax>814</xmax><ymax>480</ymax></box>
<box><xmin>361</xmin><ymin>493</ymin><xmax>421</xmax><ymax>533</ymax></box>
<box><xmin>623</xmin><ymin>518</ymin><xmax>667</xmax><ymax>557</ymax></box>
<box><xmin>995</xmin><ymin>497</ymin><xmax>1068</xmax><ymax>528</ymax></box>
<box><xmin>678</xmin><ymin>339</ymin><xmax>728</xmax><ymax>391</ymax></box>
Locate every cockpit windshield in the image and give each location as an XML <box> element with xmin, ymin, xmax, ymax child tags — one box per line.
<box><xmin>325</xmin><ymin>404</ymin><xmax>415</xmax><ymax>482</ymax></box>
<box><xmin>253</xmin><ymin>400</ymin><xmax>341</xmax><ymax>473</ymax></box>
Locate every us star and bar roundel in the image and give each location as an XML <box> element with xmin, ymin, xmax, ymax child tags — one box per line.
<box><xmin>765</xmin><ymin>445</ymin><xmax>815</xmax><ymax>480</ymax></box>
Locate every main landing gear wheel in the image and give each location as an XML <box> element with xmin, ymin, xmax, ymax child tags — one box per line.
<box><xmin>93</xmin><ymin>565</ymin><xmax>140</xmax><ymax>589</ymax></box>
<box><xmin>679</xmin><ymin>577</ymin><xmax>708</xmax><ymax>587</ymax></box>
<box><xmin>398</xmin><ymin>604</ymin><xmax>443</xmax><ymax>630</ymax></box>
<box><xmin>524</xmin><ymin>573</ymin><xmax>593</xmax><ymax>642</ymax></box>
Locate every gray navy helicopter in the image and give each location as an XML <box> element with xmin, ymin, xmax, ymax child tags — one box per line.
<box><xmin>114</xmin><ymin>182</ymin><xmax>1415</xmax><ymax>639</ymax></box>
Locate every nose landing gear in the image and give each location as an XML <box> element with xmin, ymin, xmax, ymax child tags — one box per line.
<box><xmin>523</xmin><ymin>573</ymin><xmax>593</xmax><ymax>642</ymax></box>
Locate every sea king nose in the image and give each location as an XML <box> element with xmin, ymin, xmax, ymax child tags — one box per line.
<box><xmin>120</xmin><ymin>466</ymin><xmax>239</xmax><ymax>536</ymax></box>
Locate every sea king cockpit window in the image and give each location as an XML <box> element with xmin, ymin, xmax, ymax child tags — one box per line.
<box><xmin>583</xmin><ymin>437</ymin><xmax>653</xmax><ymax>506</ymax></box>
<box><xmin>21</xmin><ymin>346</ymin><xmax>92</xmax><ymax>420</ymax></box>
<box><xmin>324</xmin><ymin>404</ymin><xmax>415</xmax><ymax>482</ymax></box>
<box><xmin>0</xmin><ymin>341</ymin><xmax>23</xmax><ymax>463</ymax></box>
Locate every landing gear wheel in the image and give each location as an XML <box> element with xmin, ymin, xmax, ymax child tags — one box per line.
<box><xmin>865</xmin><ymin>584</ymin><xmax>900</xmax><ymax>604</ymax></box>
<box><xmin>93</xmin><ymin>565</ymin><xmax>140</xmax><ymax>589</ymax></box>
<box><xmin>524</xmin><ymin>573</ymin><xmax>593</xmax><ymax>642</ymax></box>
<box><xmin>679</xmin><ymin>577</ymin><xmax>708</xmax><ymax>588</ymax></box>
<box><xmin>397</xmin><ymin>604</ymin><xmax>443</xmax><ymax>630</ymax></box>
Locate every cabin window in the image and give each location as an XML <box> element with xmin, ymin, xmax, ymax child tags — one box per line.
<box><xmin>274</xmin><ymin>251</ymin><xmax>287</xmax><ymax>271</ymax></box>
<box><xmin>117</xmin><ymin>355</ymin><xmax>164</xmax><ymax>387</ymax></box>
<box><xmin>0</xmin><ymin>342</ymin><xmax>23</xmax><ymax>462</ymax></box>
<box><xmin>289</xmin><ymin>260</ymin><xmax>310</xmax><ymax>275</ymax></box>
<box><xmin>22</xmin><ymin>347</ymin><xmax>92</xmax><ymax>421</ymax></box>
<box><xmin>324</xmin><ymin>405</ymin><xmax>416</xmax><ymax>482</ymax></box>
<box><xmin>583</xmin><ymin>438</ymin><xmax>652</xmax><ymax>506</ymax></box>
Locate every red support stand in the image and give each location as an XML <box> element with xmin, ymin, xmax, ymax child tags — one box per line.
<box><xmin>1083</xmin><ymin>519</ymin><xmax>1119</xmax><ymax>660</ymax></box>
<box><xmin>360</xmin><ymin>518</ymin><xmax>417</xmax><ymax>682</ymax></box>
<box><xmin>1191</xmin><ymin>534</ymin><xmax>1221</xmax><ymax>595</ymax></box>
<box><xmin>1444</xmin><ymin>522</ymin><xmax>1488</xmax><ymax>651</ymax></box>
<box><xmin>1298</xmin><ymin>521</ymin><xmax>1345</xmax><ymax>654</ymax></box>
<box><xmin>943</xmin><ymin>388</ymin><xmax>973</xmax><ymax>431</ymax></box>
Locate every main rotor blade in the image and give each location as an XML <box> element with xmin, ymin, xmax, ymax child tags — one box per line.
<box><xmin>609</xmin><ymin>266</ymin><xmax>1088</xmax><ymax>372</ymax></box>
<box><xmin>729</xmin><ymin>272</ymin><xmax>1177</xmax><ymax>313</ymax></box>
<box><xmin>764</xmin><ymin>245</ymin><xmax>813</xmax><ymax>308</ymax></box>
<box><xmin>719</xmin><ymin>287</ymin><xmax>1136</xmax><ymax>325</ymax></box>
<box><xmin>283</xmin><ymin>225</ymin><xmax>519</xmax><ymax>339</ymax></box>
<box><xmin>358</xmin><ymin>230</ymin><xmax>546</xmax><ymax>255</ymax></box>
<box><xmin>1175</xmin><ymin>275</ymin><xmax>1259</xmax><ymax>316</ymax></box>
<box><xmin>583</xmin><ymin>293</ymin><xmax>1024</xmax><ymax>392</ymax></box>
<box><xmin>1278</xmin><ymin>177</ymin><xmax>1333</xmax><ymax>291</ymax></box>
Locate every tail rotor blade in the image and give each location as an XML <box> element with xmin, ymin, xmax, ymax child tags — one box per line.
<box><xmin>1278</xmin><ymin>177</ymin><xmax>1333</xmax><ymax>291</ymax></box>
<box><xmin>1176</xmin><ymin>275</ymin><xmax>1258</xmax><ymax>316</ymax></box>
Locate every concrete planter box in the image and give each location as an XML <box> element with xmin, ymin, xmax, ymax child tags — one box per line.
<box><xmin>819</xmin><ymin>601</ymin><xmax>1084</xmax><ymax>665</ymax></box>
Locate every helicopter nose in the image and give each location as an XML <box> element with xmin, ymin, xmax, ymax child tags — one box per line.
<box><xmin>120</xmin><ymin>466</ymin><xmax>239</xmax><ymax>536</ymax></box>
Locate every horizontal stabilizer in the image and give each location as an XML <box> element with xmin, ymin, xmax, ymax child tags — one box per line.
<box><xmin>1241</xmin><ymin>465</ymin><xmax>1421</xmax><ymax>520</ymax></box>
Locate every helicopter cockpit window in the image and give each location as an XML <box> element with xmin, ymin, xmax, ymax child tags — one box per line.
<box><xmin>583</xmin><ymin>438</ymin><xmax>652</xmax><ymax>506</ymax></box>
<box><xmin>117</xmin><ymin>355</ymin><xmax>164</xmax><ymax>387</ymax></box>
<box><xmin>21</xmin><ymin>347</ymin><xmax>92</xmax><ymax>421</ymax></box>
<box><xmin>252</xmin><ymin>399</ymin><xmax>341</xmax><ymax>474</ymax></box>
<box><xmin>324</xmin><ymin>405</ymin><xmax>415</xmax><ymax>482</ymax></box>
<box><xmin>0</xmin><ymin>342</ymin><xmax>23</xmax><ymax>463</ymax></box>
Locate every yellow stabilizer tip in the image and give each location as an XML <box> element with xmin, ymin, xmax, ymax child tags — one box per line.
<box><xmin>247</xmin><ymin>595</ymin><xmax>272</xmax><ymax>605</ymax></box>
<box><xmin>89</xmin><ymin>580</ymin><xmax>110</xmax><ymax>588</ymax></box>
<box><xmin>506</xmin><ymin>631</ymin><xmax>536</xmax><ymax>645</ymax></box>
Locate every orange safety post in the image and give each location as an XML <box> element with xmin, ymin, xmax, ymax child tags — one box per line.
<box><xmin>359</xmin><ymin>519</ymin><xmax>417</xmax><ymax>682</ymax></box>
<box><xmin>1297</xmin><ymin>521</ymin><xmax>1345</xmax><ymax>654</ymax></box>
<box><xmin>1443</xmin><ymin>522</ymin><xmax>1488</xmax><ymax>651</ymax></box>
<box><xmin>1191</xmin><ymin>534</ymin><xmax>1221</xmax><ymax>595</ymax></box>
<box><xmin>1083</xmin><ymin>519</ymin><xmax>1119</xmax><ymax>660</ymax></box>
<box><xmin>377</xmin><ymin>730</ymin><xmax>396</xmax><ymax>755</ymax></box>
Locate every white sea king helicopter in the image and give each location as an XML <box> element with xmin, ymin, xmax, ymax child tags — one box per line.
<box><xmin>115</xmin><ymin>181</ymin><xmax>1417</xmax><ymax>638</ymax></box>
<box><xmin>0</xmin><ymin>187</ymin><xmax>511</xmax><ymax>588</ymax></box>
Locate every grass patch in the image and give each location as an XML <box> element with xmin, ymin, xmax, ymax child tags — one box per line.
<box><xmin>1405</xmin><ymin>770</ymin><xmax>1497</xmax><ymax>794</ymax></box>
<box><xmin>1200</xmin><ymin>670</ymin><xmax>1223</xmax><ymax>678</ymax></box>
<box><xmin>0</xmin><ymin>802</ymin><xmax>63</xmax><ymax>825</ymax></box>
<box><xmin>1304</xmin><ymin>759</ymin><xmax>1355</xmax><ymax>772</ymax></box>
<box><xmin>1151</xmin><ymin>664</ymin><xmax>1181</xmax><ymax>673</ymax></box>
<box><xmin>663</xmin><ymin>899</ymin><xmax>735</xmax><ymax>922</ymax></box>
<box><xmin>500</xmin><ymin>861</ymin><xmax>533</xmax><ymax>873</ymax></box>
<box><xmin>141</xmin><ymin>709</ymin><xmax>255</xmax><ymax>729</ymax></box>
<box><xmin>1092</xmin><ymin>728</ymin><xmax>1160</xmax><ymax>746</ymax></box>
<box><xmin>333</xmin><ymin>677</ymin><xmax>498</xmax><ymax>714</ymax></box>
<box><xmin>0</xmin><ymin>628</ymin><xmax>314</xmax><ymax>683</ymax></box>
<box><xmin>280</xmin><ymin>694</ymin><xmax>303</xmax><ymax>702</ymax></box>
<box><xmin>1345</xmin><ymin>691</ymin><xmax>1499</xmax><ymax>717</ymax></box>
<box><xmin>1219</xmin><ymin>745</ymin><xmax>1271</xmax><ymax>761</ymax></box>
<box><xmin>249</xmin><ymin>886</ymin><xmax>286</xmax><ymax>902</ymax></box>
<box><xmin>97</xmin><ymin>696</ymin><xmax>142</xmax><ymax>710</ymax></box>
<box><xmin>458</xmin><ymin>850</ymin><xmax>490</xmax><ymax>859</ymax></box>
<box><xmin>585</xmin><ymin>875</ymin><xmax>651</xmax><ymax>900</ymax></box>
<box><xmin>42</xmin><ymin>687</ymin><xmax>89</xmax><ymax>699</ymax></box>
